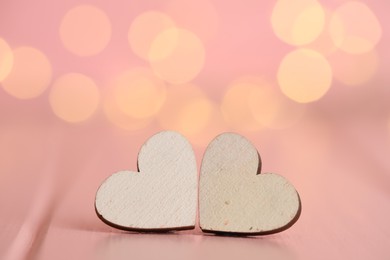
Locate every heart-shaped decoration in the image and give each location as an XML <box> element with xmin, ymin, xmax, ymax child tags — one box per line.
<box><xmin>95</xmin><ymin>131</ymin><xmax>198</xmax><ymax>231</ymax></box>
<box><xmin>199</xmin><ymin>133</ymin><xmax>301</xmax><ymax>235</ymax></box>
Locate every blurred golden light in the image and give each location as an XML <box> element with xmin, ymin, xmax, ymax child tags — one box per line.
<box><xmin>177</xmin><ymin>98</ymin><xmax>213</xmax><ymax>136</ymax></box>
<box><xmin>157</xmin><ymin>84</ymin><xmax>213</xmax><ymax>137</ymax></box>
<box><xmin>307</xmin><ymin>9</ymin><xmax>339</xmax><ymax>55</ymax></box>
<box><xmin>1</xmin><ymin>47</ymin><xmax>52</xmax><ymax>99</ymax></box>
<box><xmin>329</xmin><ymin>2</ymin><xmax>382</xmax><ymax>54</ymax></box>
<box><xmin>113</xmin><ymin>67</ymin><xmax>167</xmax><ymax>119</ymax></box>
<box><xmin>249</xmin><ymin>82</ymin><xmax>281</xmax><ymax>127</ymax></box>
<box><xmin>329</xmin><ymin>49</ymin><xmax>378</xmax><ymax>86</ymax></box>
<box><xmin>221</xmin><ymin>79</ymin><xmax>263</xmax><ymax>131</ymax></box>
<box><xmin>103</xmin><ymin>91</ymin><xmax>152</xmax><ymax>131</ymax></box>
<box><xmin>128</xmin><ymin>11</ymin><xmax>176</xmax><ymax>61</ymax></box>
<box><xmin>163</xmin><ymin>0</ymin><xmax>218</xmax><ymax>43</ymax></box>
<box><xmin>190</xmin><ymin>102</ymin><xmax>226</xmax><ymax>147</ymax></box>
<box><xmin>259</xmin><ymin>97</ymin><xmax>306</xmax><ymax>129</ymax></box>
<box><xmin>149</xmin><ymin>28</ymin><xmax>205</xmax><ymax>84</ymax></box>
<box><xmin>223</xmin><ymin>76</ymin><xmax>305</xmax><ymax>131</ymax></box>
<box><xmin>49</xmin><ymin>73</ymin><xmax>100</xmax><ymax>123</ymax></box>
<box><xmin>60</xmin><ymin>5</ymin><xmax>111</xmax><ymax>56</ymax></box>
<box><xmin>243</xmin><ymin>76</ymin><xmax>306</xmax><ymax>129</ymax></box>
<box><xmin>147</xmin><ymin>27</ymin><xmax>179</xmax><ymax>62</ymax></box>
<box><xmin>0</xmin><ymin>38</ymin><xmax>13</xmax><ymax>82</ymax></box>
<box><xmin>277</xmin><ymin>48</ymin><xmax>332</xmax><ymax>103</ymax></box>
<box><xmin>271</xmin><ymin>0</ymin><xmax>325</xmax><ymax>46</ymax></box>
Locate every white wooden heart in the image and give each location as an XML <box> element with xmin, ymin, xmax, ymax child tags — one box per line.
<box><xmin>95</xmin><ymin>131</ymin><xmax>197</xmax><ymax>231</ymax></box>
<box><xmin>199</xmin><ymin>133</ymin><xmax>301</xmax><ymax>235</ymax></box>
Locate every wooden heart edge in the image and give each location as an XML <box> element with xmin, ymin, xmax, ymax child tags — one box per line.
<box><xmin>94</xmin><ymin>202</ymin><xmax>195</xmax><ymax>232</ymax></box>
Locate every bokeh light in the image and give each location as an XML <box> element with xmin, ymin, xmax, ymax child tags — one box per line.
<box><xmin>1</xmin><ymin>47</ymin><xmax>52</xmax><ymax>99</ymax></box>
<box><xmin>221</xmin><ymin>79</ymin><xmax>263</xmax><ymax>131</ymax></box>
<box><xmin>257</xmin><ymin>96</ymin><xmax>305</xmax><ymax>129</ymax></box>
<box><xmin>112</xmin><ymin>67</ymin><xmax>167</xmax><ymax>119</ymax></box>
<box><xmin>163</xmin><ymin>0</ymin><xmax>218</xmax><ymax>43</ymax></box>
<box><xmin>60</xmin><ymin>5</ymin><xmax>111</xmax><ymax>56</ymax></box>
<box><xmin>149</xmin><ymin>28</ymin><xmax>205</xmax><ymax>84</ymax></box>
<box><xmin>222</xmin><ymin>76</ymin><xmax>305</xmax><ymax>131</ymax></box>
<box><xmin>128</xmin><ymin>11</ymin><xmax>175</xmax><ymax>61</ymax></box>
<box><xmin>190</xmin><ymin>101</ymin><xmax>226</xmax><ymax>147</ymax></box>
<box><xmin>329</xmin><ymin>49</ymin><xmax>378</xmax><ymax>86</ymax></box>
<box><xmin>148</xmin><ymin>28</ymin><xmax>179</xmax><ymax>62</ymax></box>
<box><xmin>0</xmin><ymin>38</ymin><xmax>13</xmax><ymax>82</ymax></box>
<box><xmin>176</xmin><ymin>98</ymin><xmax>213</xmax><ymax>135</ymax></box>
<box><xmin>49</xmin><ymin>73</ymin><xmax>100</xmax><ymax>123</ymax></box>
<box><xmin>329</xmin><ymin>2</ymin><xmax>382</xmax><ymax>54</ymax></box>
<box><xmin>246</xmin><ymin>77</ymin><xmax>305</xmax><ymax>129</ymax></box>
<box><xmin>248</xmin><ymin>79</ymin><xmax>282</xmax><ymax>127</ymax></box>
<box><xmin>157</xmin><ymin>84</ymin><xmax>214</xmax><ymax>138</ymax></box>
<box><xmin>277</xmin><ymin>48</ymin><xmax>332</xmax><ymax>103</ymax></box>
<box><xmin>103</xmin><ymin>92</ymin><xmax>153</xmax><ymax>131</ymax></box>
<box><xmin>307</xmin><ymin>9</ymin><xmax>339</xmax><ymax>55</ymax></box>
<box><xmin>271</xmin><ymin>0</ymin><xmax>325</xmax><ymax>46</ymax></box>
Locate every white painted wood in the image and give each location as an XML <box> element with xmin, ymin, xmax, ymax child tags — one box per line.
<box><xmin>199</xmin><ymin>133</ymin><xmax>301</xmax><ymax>235</ymax></box>
<box><xmin>95</xmin><ymin>131</ymin><xmax>198</xmax><ymax>231</ymax></box>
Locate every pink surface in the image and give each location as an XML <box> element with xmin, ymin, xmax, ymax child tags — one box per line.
<box><xmin>1</xmin><ymin>0</ymin><xmax>390</xmax><ymax>259</ymax></box>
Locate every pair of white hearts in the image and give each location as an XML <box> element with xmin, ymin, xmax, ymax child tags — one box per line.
<box><xmin>95</xmin><ymin>131</ymin><xmax>301</xmax><ymax>235</ymax></box>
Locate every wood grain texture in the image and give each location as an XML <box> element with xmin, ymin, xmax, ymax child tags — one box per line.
<box><xmin>199</xmin><ymin>133</ymin><xmax>301</xmax><ymax>235</ymax></box>
<box><xmin>95</xmin><ymin>131</ymin><xmax>197</xmax><ymax>231</ymax></box>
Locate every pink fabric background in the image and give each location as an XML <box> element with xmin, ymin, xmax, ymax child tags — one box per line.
<box><xmin>1</xmin><ymin>0</ymin><xmax>389</xmax><ymax>259</ymax></box>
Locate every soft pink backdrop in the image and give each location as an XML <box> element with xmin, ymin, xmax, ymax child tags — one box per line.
<box><xmin>1</xmin><ymin>0</ymin><xmax>390</xmax><ymax>259</ymax></box>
